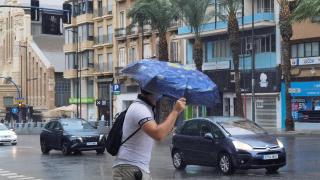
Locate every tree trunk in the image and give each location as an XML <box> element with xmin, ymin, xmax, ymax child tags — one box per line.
<box><xmin>193</xmin><ymin>38</ymin><xmax>203</xmax><ymax>71</ymax></box>
<box><xmin>228</xmin><ymin>12</ymin><xmax>244</xmax><ymax>117</ymax></box>
<box><xmin>279</xmin><ymin>1</ymin><xmax>294</xmax><ymax>131</ymax></box>
<box><xmin>158</xmin><ymin>33</ymin><xmax>168</xmax><ymax>61</ymax></box>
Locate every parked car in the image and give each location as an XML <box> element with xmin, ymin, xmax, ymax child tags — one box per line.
<box><xmin>171</xmin><ymin>117</ymin><xmax>286</xmax><ymax>175</ymax></box>
<box><xmin>40</xmin><ymin>118</ymin><xmax>106</xmax><ymax>155</ymax></box>
<box><xmin>0</xmin><ymin>123</ymin><xmax>17</xmax><ymax>145</ymax></box>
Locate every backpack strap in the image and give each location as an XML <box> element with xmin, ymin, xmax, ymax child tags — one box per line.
<box><xmin>120</xmin><ymin>126</ymin><xmax>141</xmax><ymax>145</ymax></box>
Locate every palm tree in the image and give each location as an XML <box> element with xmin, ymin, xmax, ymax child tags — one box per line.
<box><xmin>292</xmin><ymin>0</ymin><xmax>320</xmax><ymax>22</ymax></box>
<box><xmin>128</xmin><ymin>0</ymin><xmax>178</xmax><ymax>61</ymax></box>
<box><xmin>278</xmin><ymin>0</ymin><xmax>294</xmax><ymax>131</ymax></box>
<box><xmin>219</xmin><ymin>0</ymin><xmax>244</xmax><ymax>117</ymax></box>
<box><xmin>172</xmin><ymin>0</ymin><xmax>212</xmax><ymax>71</ymax></box>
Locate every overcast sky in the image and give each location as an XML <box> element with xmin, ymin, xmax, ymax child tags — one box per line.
<box><xmin>0</xmin><ymin>0</ymin><xmax>65</xmax><ymax>9</ymax></box>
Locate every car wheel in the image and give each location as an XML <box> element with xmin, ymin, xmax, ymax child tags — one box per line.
<box><xmin>96</xmin><ymin>148</ymin><xmax>105</xmax><ymax>154</ymax></box>
<box><xmin>40</xmin><ymin>140</ymin><xmax>50</xmax><ymax>154</ymax></box>
<box><xmin>218</xmin><ymin>153</ymin><xmax>235</xmax><ymax>175</ymax></box>
<box><xmin>62</xmin><ymin>142</ymin><xmax>71</xmax><ymax>156</ymax></box>
<box><xmin>11</xmin><ymin>142</ymin><xmax>17</xmax><ymax>146</ymax></box>
<box><xmin>172</xmin><ymin>150</ymin><xmax>186</xmax><ymax>170</ymax></box>
<box><xmin>266</xmin><ymin>167</ymin><xmax>279</xmax><ymax>174</ymax></box>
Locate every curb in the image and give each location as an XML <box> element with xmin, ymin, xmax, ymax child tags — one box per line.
<box><xmin>269</xmin><ymin>130</ymin><xmax>320</xmax><ymax>136</ymax></box>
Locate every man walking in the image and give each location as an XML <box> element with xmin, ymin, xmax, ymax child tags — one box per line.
<box><xmin>112</xmin><ymin>89</ymin><xmax>186</xmax><ymax>180</ymax></box>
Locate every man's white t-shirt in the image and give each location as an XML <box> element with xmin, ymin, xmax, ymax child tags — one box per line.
<box><xmin>113</xmin><ymin>98</ymin><xmax>155</xmax><ymax>173</ymax></box>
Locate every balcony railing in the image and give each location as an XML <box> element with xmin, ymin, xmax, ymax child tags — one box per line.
<box><xmin>115</xmin><ymin>28</ymin><xmax>126</xmax><ymax>39</ymax></box>
<box><xmin>95</xmin><ymin>62</ymin><xmax>113</xmax><ymax>73</ymax></box>
<box><xmin>94</xmin><ymin>35</ymin><xmax>113</xmax><ymax>45</ymax></box>
<box><xmin>127</xmin><ymin>26</ymin><xmax>139</xmax><ymax>37</ymax></box>
<box><xmin>93</xmin><ymin>7</ymin><xmax>113</xmax><ymax>18</ymax></box>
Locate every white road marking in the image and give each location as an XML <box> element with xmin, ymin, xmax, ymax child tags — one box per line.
<box><xmin>0</xmin><ymin>168</ymin><xmax>41</xmax><ymax>180</ymax></box>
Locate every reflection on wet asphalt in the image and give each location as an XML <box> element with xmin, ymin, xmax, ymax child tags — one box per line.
<box><xmin>0</xmin><ymin>135</ymin><xmax>320</xmax><ymax>180</ymax></box>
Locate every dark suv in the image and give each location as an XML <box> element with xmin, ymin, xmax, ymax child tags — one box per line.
<box><xmin>171</xmin><ymin>117</ymin><xmax>286</xmax><ymax>175</ymax></box>
<box><xmin>40</xmin><ymin>118</ymin><xmax>106</xmax><ymax>155</ymax></box>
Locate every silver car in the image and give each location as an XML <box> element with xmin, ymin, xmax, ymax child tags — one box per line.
<box><xmin>0</xmin><ymin>123</ymin><xmax>17</xmax><ymax>145</ymax></box>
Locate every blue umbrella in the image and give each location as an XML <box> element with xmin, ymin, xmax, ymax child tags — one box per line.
<box><xmin>121</xmin><ymin>59</ymin><xmax>220</xmax><ymax>107</ymax></box>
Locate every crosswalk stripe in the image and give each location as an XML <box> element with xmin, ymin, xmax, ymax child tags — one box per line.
<box><xmin>8</xmin><ymin>175</ymin><xmax>25</xmax><ymax>179</ymax></box>
<box><xmin>0</xmin><ymin>171</ymin><xmax>11</xmax><ymax>173</ymax></box>
<box><xmin>0</xmin><ymin>173</ymin><xmax>18</xmax><ymax>176</ymax></box>
<box><xmin>18</xmin><ymin>177</ymin><xmax>35</xmax><ymax>180</ymax></box>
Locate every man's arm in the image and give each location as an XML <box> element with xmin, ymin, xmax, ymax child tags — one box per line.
<box><xmin>142</xmin><ymin>98</ymin><xmax>186</xmax><ymax>141</ymax></box>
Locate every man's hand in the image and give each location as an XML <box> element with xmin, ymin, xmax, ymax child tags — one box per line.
<box><xmin>173</xmin><ymin>98</ymin><xmax>186</xmax><ymax>114</ymax></box>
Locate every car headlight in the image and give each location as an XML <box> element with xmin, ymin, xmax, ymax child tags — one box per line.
<box><xmin>99</xmin><ymin>134</ymin><xmax>105</xmax><ymax>141</ymax></box>
<box><xmin>277</xmin><ymin>138</ymin><xmax>284</xmax><ymax>148</ymax></box>
<box><xmin>70</xmin><ymin>136</ymin><xmax>83</xmax><ymax>142</ymax></box>
<box><xmin>232</xmin><ymin>140</ymin><xmax>253</xmax><ymax>151</ymax></box>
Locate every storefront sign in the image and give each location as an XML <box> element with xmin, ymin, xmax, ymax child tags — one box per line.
<box><xmin>203</xmin><ymin>60</ymin><xmax>231</xmax><ymax>70</ymax></box>
<box><xmin>291</xmin><ymin>57</ymin><xmax>320</xmax><ymax>66</ymax></box>
<box><xmin>69</xmin><ymin>98</ymin><xmax>95</xmax><ymax>104</ymax></box>
<box><xmin>290</xmin><ymin>81</ymin><xmax>320</xmax><ymax>97</ymax></box>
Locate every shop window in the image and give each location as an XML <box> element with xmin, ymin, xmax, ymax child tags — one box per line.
<box><xmin>312</xmin><ymin>42</ymin><xmax>319</xmax><ymax>57</ymax></box>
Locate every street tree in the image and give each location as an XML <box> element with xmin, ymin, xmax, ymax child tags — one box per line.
<box><xmin>172</xmin><ymin>0</ymin><xmax>213</xmax><ymax>71</ymax></box>
<box><xmin>292</xmin><ymin>0</ymin><xmax>320</xmax><ymax>22</ymax></box>
<box><xmin>218</xmin><ymin>0</ymin><xmax>244</xmax><ymax>117</ymax></box>
<box><xmin>128</xmin><ymin>0</ymin><xmax>179</xmax><ymax>61</ymax></box>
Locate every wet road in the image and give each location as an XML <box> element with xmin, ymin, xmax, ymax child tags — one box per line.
<box><xmin>0</xmin><ymin>134</ymin><xmax>320</xmax><ymax>180</ymax></box>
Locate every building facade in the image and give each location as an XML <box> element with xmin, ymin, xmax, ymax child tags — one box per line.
<box><xmin>178</xmin><ymin>0</ymin><xmax>282</xmax><ymax>130</ymax></box>
<box><xmin>113</xmin><ymin>0</ymin><xmax>183</xmax><ymax>119</ymax></box>
<box><xmin>0</xmin><ymin>0</ymin><xmax>70</xmax><ymax>121</ymax></box>
<box><xmin>282</xmin><ymin>19</ymin><xmax>320</xmax><ymax>130</ymax></box>
<box><xmin>63</xmin><ymin>0</ymin><xmax>115</xmax><ymax>123</ymax></box>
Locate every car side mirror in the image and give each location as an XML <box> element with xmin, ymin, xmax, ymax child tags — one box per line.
<box><xmin>204</xmin><ymin>133</ymin><xmax>214</xmax><ymax>140</ymax></box>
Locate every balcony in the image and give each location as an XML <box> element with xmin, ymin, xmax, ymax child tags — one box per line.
<box><xmin>76</xmin><ymin>13</ymin><xmax>93</xmax><ymax>24</ymax></box>
<box><xmin>94</xmin><ymin>63</ymin><xmax>113</xmax><ymax>75</ymax></box>
<box><xmin>93</xmin><ymin>7</ymin><xmax>113</xmax><ymax>20</ymax></box>
<box><xmin>115</xmin><ymin>28</ymin><xmax>126</xmax><ymax>40</ymax></box>
<box><xmin>178</xmin><ymin>12</ymin><xmax>275</xmax><ymax>36</ymax></box>
<box><xmin>63</xmin><ymin>43</ymin><xmax>77</xmax><ymax>52</ymax></box>
<box><xmin>80</xmin><ymin>67</ymin><xmax>95</xmax><ymax>77</ymax></box>
<box><xmin>116</xmin><ymin>0</ymin><xmax>126</xmax><ymax>2</ymax></box>
<box><xmin>143</xmin><ymin>25</ymin><xmax>152</xmax><ymax>36</ymax></box>
<box><xmin>168</xmin><ymin>20</ymin><xmax>182</xmax><ymax>31</ymax></box>
<box><xmin>94</xmin><ymin>35</ymin><xmax>113</xmax><ymax>48</ymax></box>
<box><xmin>63</xmin><ymin>69</ymin><xmax>77</xmax><ymax>79</ymax></box>
<box><xmin>127</xmin><ymin>26</ymin><xmax>139</xmax><ymax>38</ymax></box>
<box><xmin>79</xmin><ymin>39</ymin><xmax>94</xmax><ymax>51</ymax></box>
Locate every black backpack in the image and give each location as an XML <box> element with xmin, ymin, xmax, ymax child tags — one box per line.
<box><xmin>106</xmin><ymin>106</ymin><xmax>141</xmax><ymax>156</ymax></box>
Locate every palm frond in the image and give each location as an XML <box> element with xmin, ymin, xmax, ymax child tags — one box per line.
<box><xmin>291</xmin><ymin>0</ymin><xmax>320</xmax><ymax>22</ymax></box>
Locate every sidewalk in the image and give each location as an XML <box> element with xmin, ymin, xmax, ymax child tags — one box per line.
<box><xmin>269</xmin><ymin>129</ymin><xmax>320</xmax><ymax>136</ymax></box>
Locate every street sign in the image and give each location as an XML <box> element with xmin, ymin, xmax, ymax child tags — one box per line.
<box><xmin>113</xmin><ymin>84</ymin><xmax>121</xmax><ymax>95</ymax></box>
<box><xmin>11</xmin><ymin>107</ymin><xmax>19</xmax><ymax>114</ymax></box>
<box><xmin>96</xmin><ymin>100</ymin><xmax>108</xmax><ymax>107</ymax></box>
<box><xmin>15</xmin><ymin>97</ymin><xmax>24</xmax><ymax>103</ymax></box>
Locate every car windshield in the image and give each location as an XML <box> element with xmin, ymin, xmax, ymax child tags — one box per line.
<box><xmin>0</xmin><ymin>124</ymin><xmax>8</xmax><ymax>130</ymax></box>
<box><xmin>217</xmin><ymin>120</ymin><xmax>266</xmax><ymax>135</ymax></box>
<box><xmin>61</xmin><ymin>120</ymin><xmax>94</xmax><ymax>130</ymax></box>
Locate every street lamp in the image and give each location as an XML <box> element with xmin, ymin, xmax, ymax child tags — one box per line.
<box><xmin>251</xmin><ymin>0</ymin><xmax>256</xmax><ymax>122</ymax></box>
<box><xmin>67</xmin><ymin>29</ymin><xmax>81</xmax><ymax>119</ymax></box>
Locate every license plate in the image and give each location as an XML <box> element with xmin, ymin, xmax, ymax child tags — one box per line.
<box><xmin>263</xmin><ymin>154</ymin><xmax>278</xmax><ymax>160</ymax></box>
<box><xmin>86</xmin><ymin>142</ymin><xmax>97</xmax><ymax>146</ymax></box>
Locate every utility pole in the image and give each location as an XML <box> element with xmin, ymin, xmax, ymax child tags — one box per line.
<box><xmin>251</xmin><ymin>1</ymin><xmax>256</xmax><ymax>122</ymax></box>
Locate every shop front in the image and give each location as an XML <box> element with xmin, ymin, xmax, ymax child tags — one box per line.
<box><xmin>287</xmin><ymin>81</ymin><xmax>320</xmax><ymax>123</ymax></box>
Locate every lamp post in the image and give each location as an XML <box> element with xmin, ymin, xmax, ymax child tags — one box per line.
<box><xmin>68</xmin><ymin>29</ymin><xmax>80</xmax><ymax>119</ymax></box>
<box><xmin>251</xmin><ymin>0</ymin><xmax>256</xmax><ymax>122</ymax></box>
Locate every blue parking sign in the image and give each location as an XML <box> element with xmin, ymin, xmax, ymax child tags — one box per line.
<box><xmin>113</xmin><ymin>84</ymin><xmax>121</xmax><ymax>95</ymax></box>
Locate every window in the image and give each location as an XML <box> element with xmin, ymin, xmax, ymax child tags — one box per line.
<box><xmin>65</xmin><ymin>53</ymin><xmax>76</xmax><ymax>69</ymax></box>
<box><xmin>107</xmin><ymin>25</ymin><xmax>113</xmax><ymax>43</ymax></box>
<box><xmin>98</xmin><ymin>26</ymin><xmax>103</xmax><ymax>43</ymax></box>
<box><xmin>170</xmin><ymin>41</ymin><xmax>178</xmax><ymax>62</ymax></box>
<box><xmin>64</xmin><ymin>28</ymin><xmax>74</xmax><ymax>44</ymax></box>
<box><xmin>312</xmin><ymin>42</ymin><xmax>319</xmax><ymax>57</ymax></box>
<box><xmin>181</xmin><ymin>121</ymin><xmax>199</xmax><ymax>136</ymax></box>
<box><xmin>257</xmin><ymin>0</ymin><xmax>274</xmax><ymax>13</ymax></box>
<box><xmin>98</xmin><ymin>54</ymin><xmax>104</xmax><ymax>72</ymax></box>
<box><xmin>298</xmin><ymin>43</ymin><xmax>304</xmax><ymax>58</ymax></box>
<box><xmin>87</xmin><ymin>79</ymin><xmax>94</xmax><ymax>97</ymax></box>
<box><xmin>291</xmin><ymin>44</ymin><xmax>297</xmax><ymax>58</ymax></box>
<box><xmin>78</xmin><ymin>24</ymin><xmax>93</xmax><ymax>41</ymax></box>
<box><xmin>212</xmin><ymin>124</ymin><xmax>224</xmax><ymax>139</ymax></box>
<box><xmin>119</xmin><ymin>11</ymin><xmax>125</xmax><ymax>28</ymax></box>
<box><xmin>98</xmin><ymin>82</ymin><xmax>110</xmax><ymax>99</ymax></box>
<box><xmin>107</xmin><ymin>0</ymin><xmax>112</xmax><ymax>13</ymax></box>
<box><xmin>199</xmin><ymin>121</ymin><xmax>212</xmax><ymax>137</ymax></box>
<box><xmin>128</xmin><ymin>47</ymin><xmax>136</xmax><ymax>63</ymax></box>
<box><xmin>144</xmin><ymin>44</ymin><xmax>151</xmax><ymax>58</ymax></box>
<box><xmin>119</xmin><ymin>48</ymin><xmax>126</xmax><ymax>67</ymax></box>
<box><xmin>107</xmin><ymin>53</ymin><xmax>113</xmax><ymax>71</ymax></box>
<box><xmin>98</xmin><ymin>0</ymin><xmax>102</xmax><ymax>16</ymax></box>
<box><xmin>80</xmin><ymin>50</ymin><xmax>93</xmax><ymax>68</ymax></box>
<box><xmin>3</xmin><ymin>97</ymin><xmax>13</xmax><ymax>106</ymax></box>
<box><xmin>305</xmin><ymin>43</ymin><xmax>312</xmax><ymax>57</ymax></box>
<box><xmin>213</xmin><ymin>39</ymin><xmax>230</xmax><ymax>58</ymax></box>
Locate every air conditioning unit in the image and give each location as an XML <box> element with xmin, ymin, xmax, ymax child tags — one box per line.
<box><xmin>246</xmin><ymin>43</ymin><xmax>253</xmax><ymax>51</ymax></box>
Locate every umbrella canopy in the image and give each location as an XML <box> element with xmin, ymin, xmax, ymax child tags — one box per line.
<box><xmin>121</xmin><ymin>59</ymin><xmax>220</xmax><ymax>106</ymax></box>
